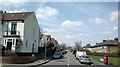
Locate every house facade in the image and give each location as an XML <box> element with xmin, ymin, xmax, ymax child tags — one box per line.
<box><xmin>0</xmin><ymin>11</ymin><xmax>40</xmax><ymax>56</ymax></box>
<box><xmin>83</xmin><ymin>44</ymin><xmax>92</xmax><ymax>51</ymax></box>
<box><xmin>0</xmin><ymin>11</ymin><xmax>3</xmax><ymax>45</ymax></box>
<box><xmin>91</xmin><ymin>38</ymin><xmax>119</xmax><ymax>53</ymax></box>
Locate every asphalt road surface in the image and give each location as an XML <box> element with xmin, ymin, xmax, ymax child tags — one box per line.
<box><xmin>38</xmin><ymin>51</ymin><xmax>116</xmax><ymax>67</ymax></box>
<box><xmin>1</xmin><ymin>51</ymin><xmax>117</xmax><ymax>67</ymax></box>
<box><xmin>43</xmin><ymin>51</ymin><xmax>80</xmax><ymax>65</ymax></box>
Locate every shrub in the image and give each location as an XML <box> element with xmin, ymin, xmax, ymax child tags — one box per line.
<box><xmin>87</xmin><ymin>52</ymin><xmax>118</xmax><ymax>57</ymax></box>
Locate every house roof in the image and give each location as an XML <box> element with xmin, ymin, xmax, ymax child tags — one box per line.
<box><xmin>92</xmin><ymin>39</ymin><xmax>119</xmax><ymax>48</ymax></box>
<box><xmin>0</xmin><ymin>11</ymin><xmax>3</xmax><ymax>20</ymax></box>
<box><xmin>83</xmin><ymin>44</ymin><xmax>91</xmax><ymax>48</ymax></box>
<box><xmin>0</xmin><ymin>11</ymin><xmax>33</xmax><ymax>21</ymax></box>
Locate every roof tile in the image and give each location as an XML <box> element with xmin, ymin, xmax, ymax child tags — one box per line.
<box><xmin>1</xmin><ymin>12</ymin><xmax>33</xmax><ymax>21</ymax></box>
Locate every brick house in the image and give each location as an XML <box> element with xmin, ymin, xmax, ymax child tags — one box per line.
<box><xmin>91</xmin><ymin>38</ymin><xmax>119</xmax><ymax>53</ymax></box>
<box><xmin>83</xmin><ymin>44</ymin><xmax>92</xmax><ymax>51</ymax></box>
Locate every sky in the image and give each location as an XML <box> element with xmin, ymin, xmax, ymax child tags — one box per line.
<box><xmin>0</xmin><ymin>0</ymin><xmax>119</xmax><ymax>47</ymax></box>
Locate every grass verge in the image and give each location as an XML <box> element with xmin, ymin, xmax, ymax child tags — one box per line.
<box><xmin>89</xmin><ymin>55</ymin><xmax>120</xmax><ymax>66</ymax></box>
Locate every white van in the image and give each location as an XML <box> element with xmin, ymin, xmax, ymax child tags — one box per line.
<box><xmin>75</xmin><ymin>51</ymin><xmax>86</xmax><ymax>60</ymax></box>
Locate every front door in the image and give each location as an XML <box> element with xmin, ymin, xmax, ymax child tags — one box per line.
<box><xmin>6</xmin><ymin>42</ymin><xmax>12</xmax><ymax>50</ymax></box>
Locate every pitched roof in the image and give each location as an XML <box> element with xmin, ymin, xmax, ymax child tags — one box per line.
<box><xmin>92</xmin><ymin>39</ymin><xmax>119</xmax><ymax>48</ymax></box>
<box><xmin>0</xmin><ymin>11</ymin><xmax>3</xmax><ymax>20</ymax></box>
<box><xmin>1</xmin><ymin>12</ymin><xmax>33</xmax><ymax>21</ymax></box>
<box><xmin>83</xmin><ymin>44</ymin><xmax>91</xmax><ymax>48</ymax></box>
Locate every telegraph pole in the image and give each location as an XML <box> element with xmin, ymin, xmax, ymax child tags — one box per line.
<box><xmin>42</xmin><ymin>35</ymin><xmax>47</xmax><ymax>61</ymax></box>
<box><xmin>44</xmin><ymin>42</ymin><xmax>46</xmax><ymax>61</ymax></box>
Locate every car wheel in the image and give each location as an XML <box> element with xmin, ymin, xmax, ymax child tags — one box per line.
<box><xmin>80</xmin><ymin>62</ymin><xmax>83</xmax><ymax>64</ymax></box>
<box><xmin>88</xmin><ymin>63</ymin><xmax>91</xmax><ymax>65</ymax></box>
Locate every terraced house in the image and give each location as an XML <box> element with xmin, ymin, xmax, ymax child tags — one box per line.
<box><xmin>91</xmin><ymin>38</ymin><xmax>119</xmax><ymax>53</ymax></box>
<box><xmin>0</xmin><ymin>10</ymin><xmax>40</xmax><ymax>56</ymax></box>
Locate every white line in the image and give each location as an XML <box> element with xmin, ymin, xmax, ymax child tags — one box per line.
<box><xmin>68</xmin><ymin>60</ymin><xmax>69</xmax><ymax>62</ymax></box>
<box><xmin>68</xmin><ymin>57</ymin><xmax>69</xmax><ymax>66</ymax></box>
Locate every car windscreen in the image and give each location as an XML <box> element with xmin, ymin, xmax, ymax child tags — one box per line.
<box><xmin>54</xmin><ymin>53</ymin><xmax>60</xmax><ymax>55</ymax></box>
<box><xmin>80</xmin><ymin>56</ymin><xmax>89</xmax><ymax>58</ymax></box>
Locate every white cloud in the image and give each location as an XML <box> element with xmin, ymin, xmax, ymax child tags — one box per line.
<box><xmin>61</xmin><ymin>20</ymin><xmax>85</xmax><ymax>28</ymax></box>
<box><xmin>113</xmin><ymin>26</ymin><xmax>118</xmax><ymax>30</ymax></box>
<box><xmin>36</xmin><ymin>6</ymin><xmax>59</xmax><ymax>21</ymax></box>
<box><xmin>59</xmin><ymin>28</ymin><xmax>67</xmax><ymax>32</ymax></box>
<box><xmin>43</xmin><ymin>28</ymin><xmax>66</xmax><ymax>33</ymax></box>
<box><xmin>66</xmin><ymin>35</ymin><xmax>76</xmax><ymax>39</ymax></box>
<box><xmin>110</xmin><ymin>11</ymin><xmax>118</xmax><ymax>22</ymax></box>
<box><xmin>8</xmin><ymin>9</ymin><xmax>26</xmax><ymax>13</ymax></box>
<box><xmin>78</xmin><ymin>33</ymin><xmax>83</xmax><ymax>36</ymax></box>
<box><xmin>101</xmin><ymin>31</ymin><xmax>111</xmax><ymax>35</ymax></box>
<box><xmin>2</xmin><ymin>0</ymin><xmax>30</xmax><ymax>8</ymax></box>
<box><xmin>66</xmin><ymin>35</ymin><xmax>71</xmax><ymax>38</ymax></box>
<box><xmin>3</xmin><ymin>0</ymin><xmax>31</xmax><ymax>2</ymax></box>
<box><xmin>95</xmin><ymin>18</ymin><xmax>103</xmax><ymax>24</ymax></box>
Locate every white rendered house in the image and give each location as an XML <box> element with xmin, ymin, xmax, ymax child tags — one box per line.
<box><xmin>0</xmin><ymin>11</ymin><xmax>40</xmax><ymax>56</ymax></box>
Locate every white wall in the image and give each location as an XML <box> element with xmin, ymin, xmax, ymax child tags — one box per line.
<box><xmin>3</xmin><ymin>21</ymin><xmax>23</xmax><ymax>32</ymax></box>
<box><xmin>17</xmin><ymin>22</ymin><xmax>24</xmax><ymax>40</ymax></box>
<box><xmin>0</xmin><ymin>20</ymin><xmax>2</xmax><ymax>44</ymax></box>
<box><xmin>2</xmin><ymin>13</ymin><xmax>40</xmax><ymax>54</ymax></box>
<box><xmin>2</xmin><ymin>21</ymin><xmax>24</xmax><ymax>52</ymax></box>
<box><xmin>19</xmin><ymin>13</ymin><xmax>40</xmax><ymax>53</ymax></box>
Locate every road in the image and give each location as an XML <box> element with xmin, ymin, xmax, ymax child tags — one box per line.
<box><xmin>44</xmin><ymin>51</ymin><xmax>80</xmax><ymax>65</ymax></box>
<box><xmin>37</xmin><ymin>51</ymin><xmax>115</xmax><ymax>67</ymax></box>
<box><xmin>2</xmin><ymin>51</ymin><xmax>116</xmax><ymax>67</ymax></box>
<box><xmin>42</xmin><ymin>51</ymin><xmax>105</xmax><ymax>65</ymax></box>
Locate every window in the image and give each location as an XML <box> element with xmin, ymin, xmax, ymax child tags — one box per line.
<box><xmin>26</xmin><ymin>40</ymin><xmax>28</xmax><ymax>46</ymax></box>
<box><xmin>6</xmin><ymin>23</ymin><xmax>9</xmax><ymax>35</ymax></box>
<box><xmin>0</xmin><ymin>38</ymin><xmax>1</xmax><ymax>44</ymax></box>
<box><xmin>33</xmin><ymin>29</ymin><xmax>35</xmax><ymax>37</ymax></box>
<box><xmin>13</xmin><ymin>39</ymin><xmax>15</xmax><ymax>45</ymax></box>
<box><xmin>4</xmin><ymin>39</ymin><xmax>6</xmax><ymax>45</ymax></box>
<box><xmin>11</xmin><ymin>22</ymin><xmax>17</xmax><ymax>34</ymax></box>
<box><xmin>8</xmin><ymin>39</ymin><xmax>12</xmax><ymax>42</ymax></box>
<box><xmin>16</xmin><ymin>39</ymin><xmax>18</xmax><ymax>46</ymax></box>
<box><xmin>102</xmin><ymin>46</ymin><xmax>104</xmax><ymax>50</ymax></box>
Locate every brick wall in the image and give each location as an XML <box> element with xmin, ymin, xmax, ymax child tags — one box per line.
<box><xmin>0</xmin><ymin>56</ymin><xmax>33</xmax><ymax>64</ymax></box>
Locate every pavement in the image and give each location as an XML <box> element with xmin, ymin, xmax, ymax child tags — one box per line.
<box><xmin>0</xmin><ymin>56</ymin><xmax>53</xmax><ymax>67</ymax></box>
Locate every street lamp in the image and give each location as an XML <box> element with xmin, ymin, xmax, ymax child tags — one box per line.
<box><xmin>44</xmin><ymin>42</ymin><xmax>47</xmax><ymax>61</ymax></box>
<box><xmin>42</xmin><ymin>36</ymin><xmax>47</xmax><ymax>61</ymax></box>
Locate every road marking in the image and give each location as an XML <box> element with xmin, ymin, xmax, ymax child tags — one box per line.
<box><xmin>68</xmin><ymin>60</ymin><xmax>69</xmax><ymax>62</ymax></box>
<box><xmin>68</xmin><ymin>57</ymin><xmax>69</xmax><ymax>66</ymax></box>
<box><xmin>68</xmin><ymin>64</ymin><xmax>69</xmax><ymax>66</ymax></box>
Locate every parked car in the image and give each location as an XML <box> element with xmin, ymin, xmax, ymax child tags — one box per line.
<box><xmin>62</xmin><ymin>50</ymin><xmax>67</xmax><ymax>55</ymax></box>
<box><xmin>79</xmin><ymin>55</ymin><xmax>92</xmax><ymax>65</ymax></box>
<box><xmin>53</xmin><ymin>52</ymin><xmax>63</xmax><ymax>59</ymax></box>
<box><xmin>73</xmin><ymin>50</ymin><xmax>76</xmax><ymax>55</ymax></box>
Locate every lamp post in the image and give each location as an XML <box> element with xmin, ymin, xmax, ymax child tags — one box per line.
<box><xmin>42</xmin><ymin>36</ymin><xmax>47</xmax><ymax>61</ymax></box>
<box><xmin>44</xmin><ymin>42</ymin><xmax>46</xmax><ymax>61</ymax></box>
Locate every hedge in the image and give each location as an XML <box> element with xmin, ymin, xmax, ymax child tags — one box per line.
<box><xmin>86</xmin><ymin>51</ymin><xmax>119</xmax><ymax>57</ymax></box>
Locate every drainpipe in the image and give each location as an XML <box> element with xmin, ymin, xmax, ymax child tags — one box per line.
<box><xmin>1</xmin><ymin>10</ymin><xmax>3</xmax><ymax>45</ymax></box>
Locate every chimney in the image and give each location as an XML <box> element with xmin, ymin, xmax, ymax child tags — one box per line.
<box><xmin>0</xmin><ymin>10</ymin><xmax>3</xmax><ymax>21</ymax></box>
<box><xmin>4</xmin><ymin>11</ymin><xmax>7</xmax><ymax>13</ymax></box>
<box><xmin>0</xmin><ymin>10</ymin><xmax>3</xmax><ymax>13</ymax></box>
<box><xmin>114</xmin><ymin>38</ymin><xmax>118</xmax><ymax>41</ymax></box>
<box><xmin>103</xmin><ymin>40</ymin><xmax>106</xmax><ymax>42</ymax></box>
